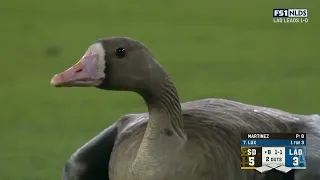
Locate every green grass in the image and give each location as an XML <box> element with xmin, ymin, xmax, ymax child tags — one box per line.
<box><xmin>0</xmin><ymin>0</ymin><xmax>319</xmax><ymax>179</ymax></box>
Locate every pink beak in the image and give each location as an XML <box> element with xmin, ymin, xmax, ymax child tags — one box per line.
<box><xmin>50</xmin><ymin>54</ymin><xmax>104</xmax><ymax>87</ymax></box>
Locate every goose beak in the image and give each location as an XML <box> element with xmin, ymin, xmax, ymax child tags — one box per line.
<box><xmin>51</xmin><ymin>54</ymin><xmax>104</xmax><ymax>87</ymax></box>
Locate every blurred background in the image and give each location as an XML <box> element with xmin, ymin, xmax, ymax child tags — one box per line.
<box><xmin>0</xmin><ymin>0</ymin><xmax>319</xmax><ymax>179</ymax></box>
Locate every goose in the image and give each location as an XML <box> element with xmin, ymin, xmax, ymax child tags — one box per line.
<box><xmin>51</xmin><ymin>37</ymin><xmax>320</xmax><ymax>180</ymax></box>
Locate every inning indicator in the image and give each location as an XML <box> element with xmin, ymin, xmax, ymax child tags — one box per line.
<box><xmin>240</xmin><ymin>133</ymin><xmax>306</xmax><ymax>173</ymax></box>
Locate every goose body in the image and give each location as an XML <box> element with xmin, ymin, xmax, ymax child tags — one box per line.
<box><xmin>52</xmin><ymin>37</ymin><xmax>320</xmax><ymax>180</ymax></box>
<box><xmin>109</xmin><ymin>99</ymin><xmax>319</xmax><ymax>180</ymax></box>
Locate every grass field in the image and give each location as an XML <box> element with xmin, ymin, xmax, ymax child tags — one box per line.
<box><xmin>0</xmin><ymin>0</ymin><xmax>319</xmax><ymax>179</ymax></box>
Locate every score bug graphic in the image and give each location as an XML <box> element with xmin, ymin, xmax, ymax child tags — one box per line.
<box><xmin>273</xmin><ymin>9</ymin><xmax>308</xmax><ymax>23</ymax></box>
<box><xmin>240</xmin><ymin>133</ymin><xmax>307</xmax><ymax>173</ymax></box>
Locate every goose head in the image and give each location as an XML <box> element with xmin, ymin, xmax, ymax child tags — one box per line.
<box><xmin>51</xmin><ymin>37</ymin><xmax>165</xmax><ymax>93</ymax></box>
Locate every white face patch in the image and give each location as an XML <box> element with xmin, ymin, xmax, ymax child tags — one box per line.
<box><xmin>83</xmin><ymin>42</ymin><xmax>106</xmax><ymax>79</ymax></box>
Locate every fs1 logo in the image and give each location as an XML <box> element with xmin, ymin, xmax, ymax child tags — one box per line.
<box><xmin>273</xmin><ymin>9</ymin><xmax>308</xmax><ymax>18</ymax></box>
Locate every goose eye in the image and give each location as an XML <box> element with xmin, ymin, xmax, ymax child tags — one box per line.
<box><xmin>115</xmin><ymin>48</ymin><xmax>126</xmax><ymax>58</ymax></box>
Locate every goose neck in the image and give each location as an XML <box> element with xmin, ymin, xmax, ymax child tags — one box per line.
<box><xmin>141</xmin><ymin>78</ymin><xmax>185</xmax><ymax>139</ymax></box>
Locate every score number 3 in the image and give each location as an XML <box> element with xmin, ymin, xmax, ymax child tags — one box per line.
<box><xmin>293</xmin><ymin>157</ymin><xmax>299</xmax><ymax>166</ymax></box>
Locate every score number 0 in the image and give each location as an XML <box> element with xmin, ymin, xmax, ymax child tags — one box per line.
<box><xmin>247</xmin><ymin>149</ymin><xmax>256</xmax><ymax>166</ymax></box>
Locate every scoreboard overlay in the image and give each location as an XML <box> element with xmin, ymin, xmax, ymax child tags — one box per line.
<box><xmin>240</xmin><ymin>133</ymin><xmax>306</xmax><ymax>173</ymax></box>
